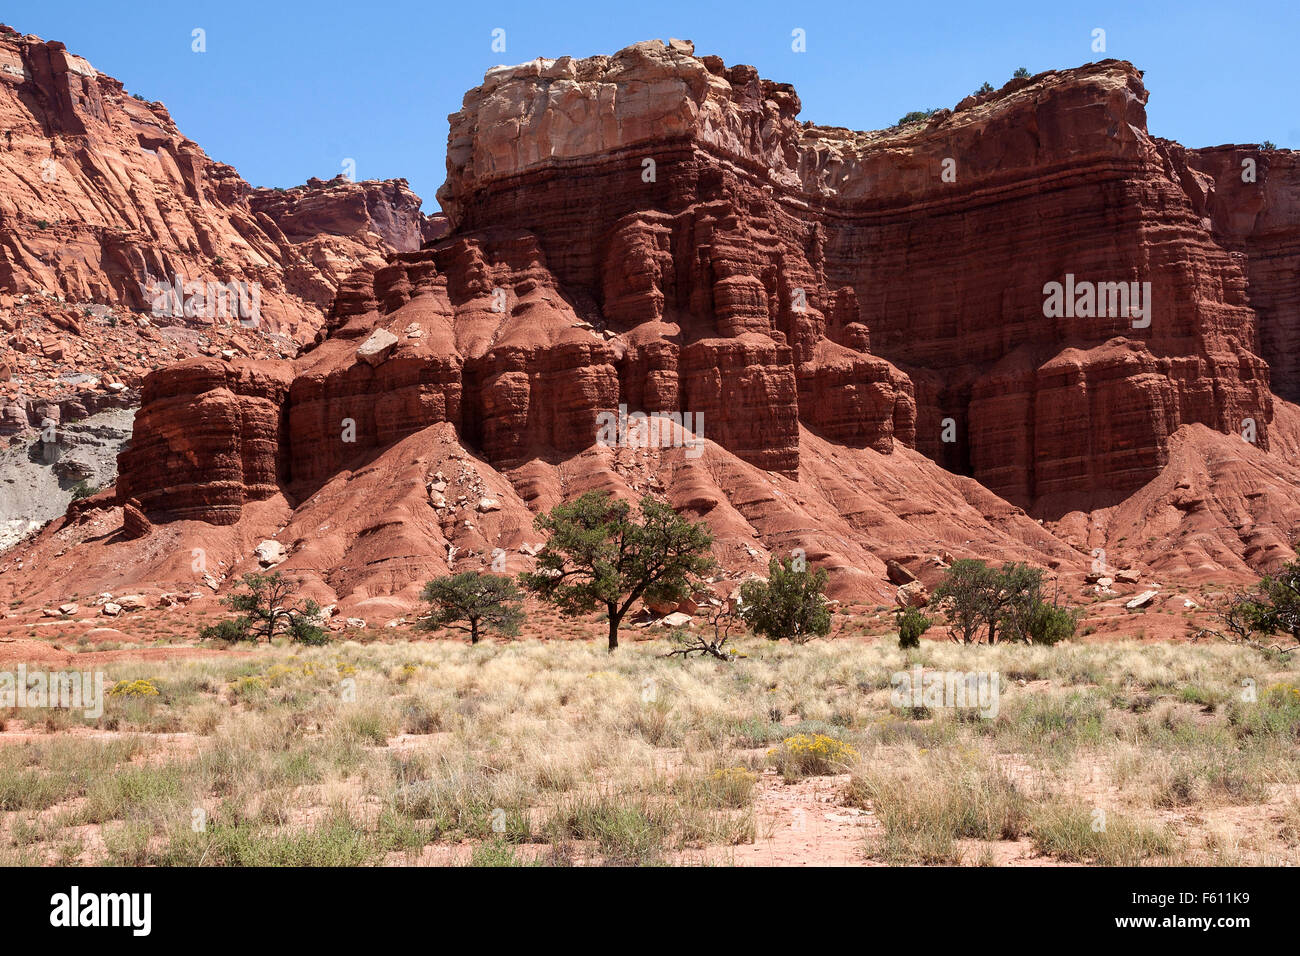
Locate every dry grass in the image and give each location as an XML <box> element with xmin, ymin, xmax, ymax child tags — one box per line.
<box><xmin>0</xmin><ymin>634</ymin><xmax>1297</xmax><ymax>865</ymax></box>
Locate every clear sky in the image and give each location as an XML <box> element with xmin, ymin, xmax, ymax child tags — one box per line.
<box><xmin>7</xmin><ymin>0</ymin><xmax>1296</xmax><ymax>211</ymax></box>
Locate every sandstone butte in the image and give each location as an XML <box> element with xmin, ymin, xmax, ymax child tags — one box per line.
<box><xmin>2</xmin><ymin>37</ymin><xmax>1299</xmax><ymax>627</ymax></box>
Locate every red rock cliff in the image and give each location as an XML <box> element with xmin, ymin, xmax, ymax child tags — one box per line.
<box><xmin>0</xmin><ymin>25</ymin><xmax>429</xmax><ymax>340</ymax></box>
<box><xmin>117</xmin><ymin>41</ymin><xmax>1289</xmax><ymax>541</ymax></box>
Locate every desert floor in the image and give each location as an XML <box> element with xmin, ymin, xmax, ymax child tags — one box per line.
<box><xmin>2</xmin><ymin>618</ymin><xmax>1299</xmax><ymax>867</ymax></box>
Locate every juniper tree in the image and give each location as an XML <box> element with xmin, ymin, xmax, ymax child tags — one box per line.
<box><xmin>519</xmin><ymin>491</ymin><xmax>714</xmax><ymax>651</ymax></box>
<box><xmin>739</xmin><ymin>556</ymin><xmax>832</xmax><ymax>644</ymax></box>
<box><xmin>202</xmin><ymin>571</ymin><xmax>327</xmax><ymax>645</ymax></box>
<box><xmin>418</xmin><ymin>571</ymin><xmax>524</xmax><ymax>644</ymax></box>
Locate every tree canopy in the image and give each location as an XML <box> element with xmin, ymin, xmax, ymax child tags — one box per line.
<box><xmin>739</xmin><ymin>556</ymin><xmax>832</xmax><ymax>644</ymax></box>
<box><xmin>519</xmin><ymin>491</ymin><xmax>714</xmax><ymax>651</ymax></box>
<box><xmin>419</xmin><ymin>571</ymin><xmax>524</xmax><ymax>644</ymax></box>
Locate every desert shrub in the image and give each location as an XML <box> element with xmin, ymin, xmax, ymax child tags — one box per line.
<box><xmin>896</xmin><ymin>606</ymin><xmax>931</xmax><ymax>648</ymax></box>
<box><xmin>1228</xmin><ymin>681</ymin><xmax>1300</xmax><ymax>740</ymax></box>
<box><xmin>740</xmin><ymin>557</ymin><xmax>831</xmax><ymax>644</ymax></box>
<box><xmin>675</xmin><ymin>766</ymin><xmax>759</xmax><ymax>809</ymax></box>
<box><xmin>288</xmin><ymin>613</ymin><xmax>328</xmax><ymax>646</ymax></box>
<box><xmin>1022</xmin><ymin>601</ymin><xmax>1079</xmax><ymax>646</ymax></box>
<box><xmin>69</xmin><ymin>481</ymin><xmax>97</xmax><ymax>501</ymax></box>
<box><xmin>199</xmin><ymin>616</ymin><xmax>255</xmax><ymax>643</ymax></box>
<box><xmin>769</xmin><ymin>733</ymin><xmax>858</xmax><ymax>779</ymax></box>
<box><xmin>108</xmin><ymin>679</ymin><xmax>159</xmax><ymax>699</ymax></box>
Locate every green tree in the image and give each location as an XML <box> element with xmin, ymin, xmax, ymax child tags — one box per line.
<box><xmin>933</xmin><ymin>559</ymin><xmax>1075</xmax><ymax>645</ymax></box>
<box><xmin>209</xmin><ymin>571</ymin><xmax>327</xmax><ymax>645</ymax></box>
<box><xmin>896</xmin><ymin>606</ymin><xmax>931</xmax><ymax>648</ymax></box>
<box><xmin>1020</xmin><ymin>601</ymin><xmax>1079</xmax><ymax>646</ymax></box>
<box><xmin>931</xmin><ymin>559</ymin><xmax>998</xmax><ymax>644</ymax></box>
<box><xmin>419</xmin><ymin>571</ymin><xmax>524</xmax><ymax>644</ymax></box>
<box><xmin>975</xmin><ymin>81</ymin><xmax>994</xmax><ymax>94</ymax></box>
<box><xmin>739</xmin><ymin>556</ymin><xmax>832</xmax><ymax>644</ymax></box>
<box><xmin>991</xmin><ymin>562</ymin><xmax>1049</xmax><ymax>644</ymax></box>
<box><xmin>1012</xmin><ymin>66</ymin><xmax>1030</xmax><ymax>79</ymax></box>
<box><xmin>519</xmin><ymin>491</ymin><xmax>714</xmax><ymax>651</ymax></box>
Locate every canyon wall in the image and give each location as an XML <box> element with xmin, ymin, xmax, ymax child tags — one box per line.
<box><xmin>115</xmin><ymin>40</ymin><xmax>1291</xmax><ymax>544</ymax></box>
<box><xmin>435</xmin><ymin>45</ymin><xmax>1277</xmax><ymax>516</ymax></box>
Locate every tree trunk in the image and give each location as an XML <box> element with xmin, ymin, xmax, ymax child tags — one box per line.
<box><xmin>470</xmin><ymin>617</ymin><xmax>480</xmax><ymax>644</ymax></box>
<box><xmin>607</xmin><ymin>605</ymin><xmax>620</xmax><ymax>651</ymax></box>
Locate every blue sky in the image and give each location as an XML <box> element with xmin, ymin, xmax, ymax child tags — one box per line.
<box><xmin>8</xmin><ymin>0</ymin><xmax>1296</xmax><ymax>211</ymax></box>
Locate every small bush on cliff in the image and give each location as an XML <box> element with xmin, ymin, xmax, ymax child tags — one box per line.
<box><xmin>418</xmin><ymin>571</ymin><xmax>524</xmax><ymax>644</ymax></box>
<box><xmin>204</xmin><ymin>572</ymin><xmax>328</xmax><ymax>645</ymax></box>
<box><xmin>897</xmin><ymin>108</ymin><xmax>937</xmax><ymax>126</ymax></box>
<box><xmin>1012</xmin><ymin>66</ymin><xmax>1030</xmax><ymax>79</ymax></box>
<box><xmin>69</xmin><ymin>481</ymin><xmax>97</xmax><ymax>501</ymax></box>
<box><xmin>975</xmin><ymin>81</ymin><xmax>994</xmax><ymax>95</ymax></box>
<box><xmin>519</xmin><ymin>491</ymin><xmax>714</xmax><ymax>651</ymax></box>
<box><xmin>896</xmin><ymin>606</ymin><xmax>931</xmax><ymax>649</ymax></box>
<box><xmin>739</xmin><ymin>557</ymin><xmax>831</xmax><ymax>645</ymax></box>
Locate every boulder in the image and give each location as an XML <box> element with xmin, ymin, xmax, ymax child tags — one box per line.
<box><xmin>356</xmin><ymin>328</ymin><xmax>399</xmax><ymax>366</ymax></box>
<box><xmin>886</xmin><ymin>559</ymin><xmax>917</xmax><ymax>585</ymax></box>
<box><xmin>895</xmin><ymin>581</ymin><xmax>929</xmax><ymax>608</ymax></box>
<box><xmin>1125</xmin><ymin>590</ymin><xmax>1159</xmax><ymax>609</ymax></box>
<box><xmin>254</xmin><ymin>539</ymin><xmax>287</xmax><ymax>567</ymax></box>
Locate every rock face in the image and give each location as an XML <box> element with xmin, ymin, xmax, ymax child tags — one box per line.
<box><xmin>119</xmin><ymin>42</ymin><xmax>1293</xmax><ymax>526</ymax></box>
<box><xmin>5</xmin><ymin>39</ymin><xmax>1296</xmax><ymax>617</ymax></box>
<box><xmin>116</xmin><ymin>358</ymin><xmax>293</xmax><ymax>524</ymax></box>
<box><xmin>1169</xmin><ymin>145</ymin><xmax>1300</xmax><ymax>404</ymax></box>
<box><xmin>0</xmin><ymin>26</ymin><xmax>431</xmax><ymax>340</ymax></box>
<box><xmin>0</xmin><ymin>404</ymin><xmax>133</xmax><ymax>550</ymax></box>
<box><xmin>435</xmin><ymin>44</ymin><xmax>1276</xmax><ymax>515</ymax></box>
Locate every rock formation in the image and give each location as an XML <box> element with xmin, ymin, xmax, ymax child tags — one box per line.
<box><xmin>435</xmin><ymin>44</ymin><xmax>1278</xmax><ymax>516</ymax></box>
<box><xmin>1</xmin><ymin>39</ymin><xmax>1297</xmax><ymax>618</ymax></box>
